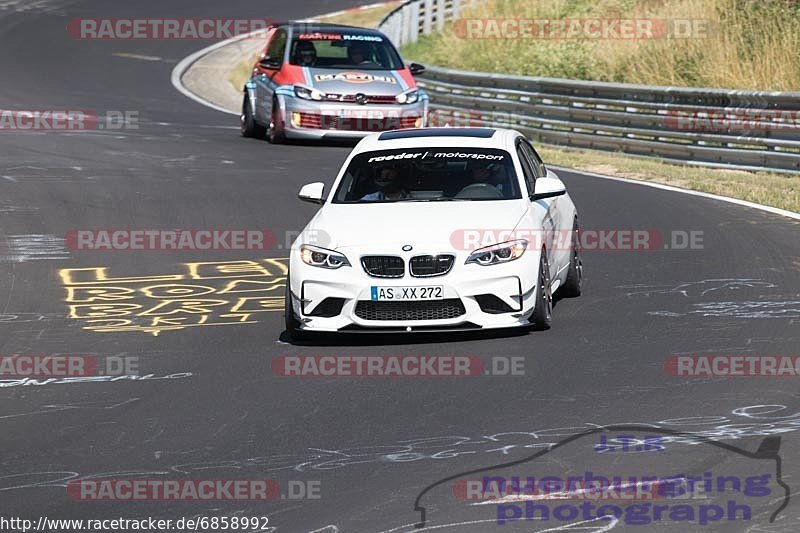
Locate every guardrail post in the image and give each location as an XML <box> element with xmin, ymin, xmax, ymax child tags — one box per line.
<box><xmin>409</xmin><ymin>1</ymin><xmax>421</xmax><ymax>42</ymax></box>
<box><xmin>436</xmin><ymin>0</ymin><xmax>447</xmax><ymax>31</ymax></box>
<box><xmin>386</xmin><ymin>14</ymin><xmax>400</xmax><ymax>46</ymax></box>
<box><xmin>399</xmin><ymin>5</ymin><xmax>410</xmax><ymax>46</ymax></box>
<box><xmin>423</xmin><ymin>0</ymin><xmax>434</xmax><ymax>35</ymax></box>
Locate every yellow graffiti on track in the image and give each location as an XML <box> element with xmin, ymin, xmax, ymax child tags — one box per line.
<box><xmin>59</xmin><ymin>259</ymin><xmax>288</xmax><ymax>336</ymax></box>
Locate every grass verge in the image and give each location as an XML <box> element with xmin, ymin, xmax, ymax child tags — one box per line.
<box><xmin>402</xmin><ymin>0</ymin><xmax>800</xmax><ymax>90</ymax></box>
<box><xmin>538</xmin><ymin>145</ymin><xmax>799</xmax><ymax>214</ymax></box>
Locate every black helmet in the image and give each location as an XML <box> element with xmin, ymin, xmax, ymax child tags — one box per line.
<box><xmin>294</xmin><ymin>40</ymin><xmax>317</xmax><ymax>65</ymax></box>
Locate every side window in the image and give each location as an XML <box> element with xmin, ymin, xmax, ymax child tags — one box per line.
<box><xmin>520</xmin><ymin>141</ymin><xmax>545</xmax><ymax>178</ymax></box>
<box><xmin>266</xmin><ymin>29</ymin><xmax>287</xmax><ymax>62</ymax></box>
<box><xmin>516</xmin><ymin>144</ymin><xmax>536</xmax><ymax>197</ymax></box>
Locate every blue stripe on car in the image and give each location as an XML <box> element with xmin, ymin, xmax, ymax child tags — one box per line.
<box><xmin>393</xmin><ymin>71</ymin><xmax>409</xmax><ymax>91</ymax></box>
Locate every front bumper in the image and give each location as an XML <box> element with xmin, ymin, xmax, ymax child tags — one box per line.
<box><xmin>281</xmin><ymin>98</ymin><xmax>428</xmax><ymax>140</ymax></box>
<box><xmin>288</xmin><ymin>248</ymin><xmax>541</xmax><ymax>332</ymax></box>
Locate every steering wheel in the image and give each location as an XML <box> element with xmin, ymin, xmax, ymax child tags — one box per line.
<box><xmin>454</xmin><ymin>183</ymin><xmax>504</xmax><ymax>199</ymax></box>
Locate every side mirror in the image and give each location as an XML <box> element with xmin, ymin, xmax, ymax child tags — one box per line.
<box><xmin>258</xmin><ymin>56</ymin><xmax>281</xmax><ymax>70</ymax></box>
<box><xmin>532</xmin><ymin>177</ymin><xmax>566</xmax><ymax>201</ymax></box>
<box><xmin>298</xmin><ymin>182</ymin><xmax>325</xmax><ymax>204</ymax></box>
<box><xmin>409</xmin><ymin>63</ymin><xmax>426</xmax><ymax>76</ymax></box>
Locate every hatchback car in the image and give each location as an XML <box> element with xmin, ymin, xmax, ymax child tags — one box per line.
<box><xmin>241</xmin><ymin>23</ymin><xmax>428</xmax><ymax>143</ymax></box>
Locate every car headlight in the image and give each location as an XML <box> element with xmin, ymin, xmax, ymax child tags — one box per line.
<box><xmin>465</xmin><ymin>240</ymin><xmax>527</xmax><ymax>266</ymax></box>
<box><xmin>294</xmin><ymin>85</ymin><xmax>325</xmax><ymax>101</ymax></box>
<box><xmin>395</xmin><ymin>89</ymin><xmax>420</xmax><ymax>105</ymax></box>
<box><xmin>300</xmin><ymin>244</ymin><xmax>350</xmax><ymax>269</ymax></box>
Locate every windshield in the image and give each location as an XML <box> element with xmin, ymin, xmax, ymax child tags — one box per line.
<box><xmin>289</xmin><ymin>31</ymin><xmax>404</xmax><ymax>70</ymax></box>
<box><xmin>333</xmin><ymin>148</ymin><xmax>521</xmax><ymax>203</ymax></box>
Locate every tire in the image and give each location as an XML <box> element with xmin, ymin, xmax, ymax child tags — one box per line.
<box><xmin>267</xmin><ymin>97</ymin><xmax>286</xmax><ymax>144</ymax></box>
<box><xmin>284</xmin><ymin>272</ymin><xmax>304</xmax><ymax>340</ymax></box>
<box><xmin>559</xmin><ymin>218</ymin><xmax>583</xmax><ymax>298</ymax></box>
<box><xmin>240</xmin><ymin>95</ymin><xmax>266</xmax><ymax>139</ymax></box>
<box><xmin>529</xmin><ymin>249</ymin><xmax>553</xmax><ymax>330</ymax></box>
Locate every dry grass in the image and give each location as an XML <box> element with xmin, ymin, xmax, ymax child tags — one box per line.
<box><xmin>403</xmin><ymin>0</ymin><xmax>800</xmax><ymax>90</ymax></box>
<box><xmin>228</xmin><ymin>52</ymin><xmax>259</xmax><ymax>92</ymax></box>
<box><xmin>538</xmin><ymin>145</ymin><xmax>800</xmax><ymax>213</ymax></box>
<box><xmin>322</xmin><ymin>1</ymin><xmax>401</xmax><ymax>27</ymax></box>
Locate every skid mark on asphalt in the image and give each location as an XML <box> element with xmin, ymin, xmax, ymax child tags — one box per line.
<box><xmin>9</xmin><ymin>404</ymin><xmax>785</xmax><ymax>486</ymax></box>
<box><xmin>650</xmin><ymin>301</ymin><xmax>800</xmax><ymax>319</ymax></box>
<box><xmin>619</xmin><ymin>279</ymin><xmax>778</xmax><ymax>298</ymax></box>
<box><xmin>0</xmin><ymin>0</ymin><xmax>67</xmax><ymax>14</ymax></box>
<box><xmin>0</xmin><ymin>372</ymin><xmax>193</xmax><ymax>388</ymax></box>
<box><xmin>111</xmin><ymin>52</ymin><xmax>163</xmax><ymax>61</ymax></box>
<box><xmin>617</xmin><ymin>278</ymin><xmax>800</xmax><ymax>319</ymax></box>
<box><xmin>0</xmin><ymin>166</ymin><xmax>105</xmax><ymax>182</ymax></box>
<box><xmin>0</xmin><ymin>312</ymin><xmax>64</xmax><ymax>324</ymax></box>
<box><xmin>0</xmin><ymin>398</ymin><xmax>140</xmax><ymax>420</ymax></box>
<box><xmin>0</xmin><ymin>202</ymin><xmax>36</xmax><ymax>213</ymax></box>
<box><xmin>0</xmin><ymin>234</ymin><xmax>70</xmax><ymax>262</ymax></box>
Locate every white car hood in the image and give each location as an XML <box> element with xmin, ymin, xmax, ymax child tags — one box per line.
<box><xmin>304</xmin><ymin>201</ymin><xmax>530</xmax><ymax>250</ymax></box>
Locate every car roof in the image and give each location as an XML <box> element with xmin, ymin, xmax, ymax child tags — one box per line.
<box><xmin>354</xmin><ymin>127</ymin><xmax>523</xmax><ymax>153</ymax></box>
<box><xmin>378</xmin><ymin>128</ymin><xmax>497</xmax><ymax>141</ymax></box>
<box><xmin>283</xmin><ymin>22</ymin><xmax>386</xmax><ymax>36</ymax></box>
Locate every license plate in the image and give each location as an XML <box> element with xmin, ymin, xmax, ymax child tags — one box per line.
<box><xmin>340</xmin><ymin>109</ymin><xmax>384</xmax><ymax>120</ymax></box>
<box><xmin>370</xmin><ymin>286</ymin><xmax>443</xmax><ymax>301</ymax></box>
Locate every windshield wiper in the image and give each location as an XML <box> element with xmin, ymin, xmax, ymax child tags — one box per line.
<box><xmin>427</xmin><ymin>197</ymin><xmax>468</xmax><ymax>201</ymax></box>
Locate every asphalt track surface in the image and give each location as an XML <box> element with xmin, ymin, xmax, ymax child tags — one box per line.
<box><xmin>1</xmin><ymin>1</ymin><xmax>800</xmax><ymax>532</ymax></box>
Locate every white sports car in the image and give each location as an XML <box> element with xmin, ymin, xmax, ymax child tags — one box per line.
<box><xmin>285</xmin><ymin>127</ymin><xmax>582</xmax><ymax>338</ymax></box>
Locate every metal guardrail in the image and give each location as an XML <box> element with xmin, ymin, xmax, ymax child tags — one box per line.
<box><xmin>379</xmin><ymin>1</ymin><xmax>800</xmax><ymax>174</ymax></box>
<box><xmin>379</xmin><ymin>0</ymin><xmax>472</xmax><ymax>47</ymax></box>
